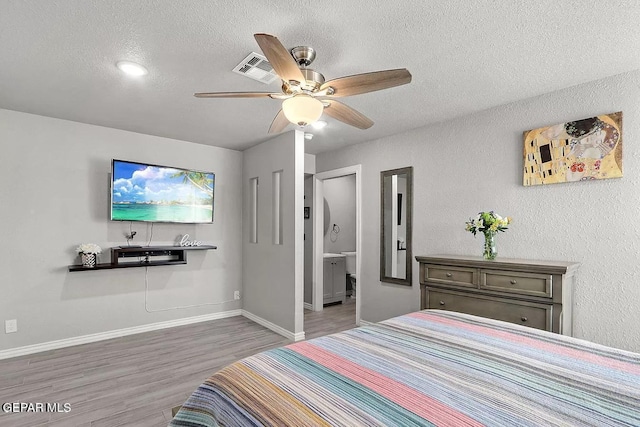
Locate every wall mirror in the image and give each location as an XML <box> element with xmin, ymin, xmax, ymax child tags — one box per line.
<box><xmin>380</xmin><ymin>166</ymin><xmax>413</xmax><ymax>286</ymax></box>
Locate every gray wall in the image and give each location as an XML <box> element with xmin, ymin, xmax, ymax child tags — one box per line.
<box><xmin>0</xmin><ymin>109</ymin><xmax>243</xmax><ymax>352</ymax></box>
<box><xmin>323</xmin><ymin>175</ymin><xmax>356</xmax><ymax>254</ymax></box>
<box><xmin>304</xmin><ymin>175</ymin><xmax>313</xmax><ymax>304</ymax></box>
<box><xmin>242</xmin><ymin>131</ymin><xmax>304</xmax><ymax>335</ymax></box>
<box><xmin>316</xmin><ymin>70</ymin><xmax>640</xmax><ymax>352</ymax></box>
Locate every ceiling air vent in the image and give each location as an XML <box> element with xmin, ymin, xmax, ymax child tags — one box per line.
<box><xmin>232</xmin><ymin>52</ymin><xmax>279</xmax><ymax>84</ymax></box>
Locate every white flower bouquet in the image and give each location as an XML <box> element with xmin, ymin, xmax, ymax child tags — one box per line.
<box><xmin>76</xmin><ymin>243</ymin><xmax>102</xmax><ymax>254</ymax></box>
<box><xmin>465</xmin><ymin>211</ymin><xmax>512</xmax><ymax>260</ymax></box>
<box><xmin>465</xmin><ymin>211</ymin><xmax>512</xmax><ymax>235</ymax></box>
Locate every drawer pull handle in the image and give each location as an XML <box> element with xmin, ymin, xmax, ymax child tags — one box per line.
<box><xmin>510</xmin><ymin>280</ymin><xmax>517</xmax><ymax>285</ymax></box>
<box><xmin>446</xmin><ymin>273</ymin><xmax>453</xmax><ymax>277</ymax></box>
<box><xmin>521</xmin><ymin>316</ymin><xmax>528</xmax><ymax>322</ymax></box>
<box><xmin>439</xmin><ymin>301</ymin><xmax>446</xmax><ymax>306</ymax></box>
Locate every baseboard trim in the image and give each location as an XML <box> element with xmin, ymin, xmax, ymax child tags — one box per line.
<box><xmin>303</xmin><ymin>302</ymin><xmax>313</xmax><ymax>310</ymax></box>
<box><xmin>359</xmin><ymin>320</ymin><xmax>375</xmax><ymax>327</ymax></box>
<box><xmin>0</xmin><ymin>309</ymin><xmax>242</xmax><ymax>360</ymax></box>
<box><xmin>242</xmin><ymin>310</ymin><xmax>305</xmax><ymax>342</ymax></box>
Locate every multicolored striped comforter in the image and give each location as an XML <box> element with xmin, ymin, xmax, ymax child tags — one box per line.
<box><xmin>170</xmin><ymin>310</ymin><xmax>640</xmax><ymax>426</ymax></box>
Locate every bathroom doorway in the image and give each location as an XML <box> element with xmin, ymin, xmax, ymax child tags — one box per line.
<box><xmin>311</xmin><ymin>165</ymin><xmax>362</xmax><ymax>326</ymax></box>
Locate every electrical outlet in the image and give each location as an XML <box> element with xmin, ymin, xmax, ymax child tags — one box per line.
<box><xmin>234</xmin><ymin>291</ymin><xmax>240</xmax><ymax>300</ymax></box>
<box><xmin>5</xmin><ymin>319</ymin><xmax>17</xmax><ymax>334</ymax></box>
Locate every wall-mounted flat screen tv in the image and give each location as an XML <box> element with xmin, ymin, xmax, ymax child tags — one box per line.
<box><xmin>111</xmin><ymin>159</ymin><xmax>215</xmax><ymax>223</ymax></box>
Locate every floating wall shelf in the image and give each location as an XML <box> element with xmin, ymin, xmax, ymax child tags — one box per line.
<box><xmin>68</xmin><ymin>245</ymin><xmax>217</xmax><ymax>272</ymax></box>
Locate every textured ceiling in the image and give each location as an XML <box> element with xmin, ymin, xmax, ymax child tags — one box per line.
<box><xmin>1</xmin><ymin>1</ymin><xmax>640</xmax><ymax>154</ymax></box>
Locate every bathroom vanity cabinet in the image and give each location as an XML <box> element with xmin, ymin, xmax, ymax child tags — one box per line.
<box><xmin>323</xmin><ymin>255</ymin><xmax>346</xmax><ymax>305</ymax></box>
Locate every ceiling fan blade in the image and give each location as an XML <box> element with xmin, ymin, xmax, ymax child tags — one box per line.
<box><xmin>194</xmin><ymin>92</ymin><xmax>278</xmax><ymax>98</ymax></box>
<box><xmin>320</xmin><ymin>68</ymin><xmax>412</xmax><ymax>98</ymax></box>
<box><xmin>268</xmin><ymin>109</ymin><xmax>290</xmax><ymax>134</ymax></box>
<box><xmin>254</xmin><ymin>33</ymin><xmax>306</xmax><ymax>84</ymax></box>
<box><xmin>324</xmin><ymin>101</ymin><xmax>373</xmax><ymax>129</ymax></box>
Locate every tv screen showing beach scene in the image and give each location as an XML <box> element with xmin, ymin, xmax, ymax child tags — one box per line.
<box><xmin>111</xmin><ymin>159</ymin><xmax>214</xmax><ymax>223</ymax></box>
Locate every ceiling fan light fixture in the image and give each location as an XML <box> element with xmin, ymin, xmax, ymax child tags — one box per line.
<box><xmin>116</xmin><ymin>61</ymin><xmax>148</xmax><ymax>77</ymax></box>
<box><xmin>282</xmin><ymin>95</ymin><xmax>323</xmax><ymax>126</ymax></box>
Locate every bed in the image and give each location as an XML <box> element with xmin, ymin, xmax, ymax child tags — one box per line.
<box><xmin>169</xmin><ymin>310</ymin><xmax>640</xmax><ymax>426</ymax></box>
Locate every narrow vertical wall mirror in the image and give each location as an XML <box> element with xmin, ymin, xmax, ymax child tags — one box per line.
<box><xmin>380</xmin><ymin>166</ymin><xmax>413</xmax><ymax>286</ymax></box>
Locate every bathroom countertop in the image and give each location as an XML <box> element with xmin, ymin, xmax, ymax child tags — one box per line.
<box><xmin>323</xmin><ymin>253</ymin><xmax>346</xmax><ymax>258</ymax></box>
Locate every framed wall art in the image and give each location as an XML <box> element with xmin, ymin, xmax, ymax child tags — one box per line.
<box><xmin>523</xmin><ymin>112</ymin><xmax>622</xmax><ymax>186</ymax></box>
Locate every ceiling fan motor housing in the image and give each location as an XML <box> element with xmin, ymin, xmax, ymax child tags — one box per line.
<box><xmin>284</xmin><ymin>46</ymin><xmax>325</xmax><ymax>92</ymax></box>
<box><xmin>282</xmin><ymin>68</ymin><xmax>325</xmax><ymax>94</ymax></box>
<box><xmin>290</xmin><ymin>46</ymin><xmax>316</xmax><ymax>66</ymax></box>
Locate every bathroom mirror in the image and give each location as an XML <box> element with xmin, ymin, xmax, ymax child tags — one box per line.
<box><xmin>380</xmin><ymin>166</ymin><xmax>413</xmax><ymax>286</ymax></box>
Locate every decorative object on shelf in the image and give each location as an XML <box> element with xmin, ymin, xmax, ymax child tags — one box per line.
<box><xmin>76</xmin><ymin>243</ymin><xmax>102</xmax><ymax>267</ymax></box>
<box><xmin>465</xmin><ymin>212</ymin><xmax>511</xmax><ymax>260</ymax></box>
<box><xmin>81</xmin><ymin>253</ymin><xmax>97</xmax><ymax>267</ymax></box>
<box><xmin>523</xmin><ymin>112</ymin><xmax>622</xmax><ymax>186</ymax></box>
<box><xmin>179</xmin><ymin>234</ymin><xmax>202</xmax><ymax>247</ymax></box>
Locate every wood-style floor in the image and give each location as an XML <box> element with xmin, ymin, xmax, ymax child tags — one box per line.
<box><xmin>0</xmin><ymin>300</ymin><xmax>356</xmax><ymax>426</ymax></box>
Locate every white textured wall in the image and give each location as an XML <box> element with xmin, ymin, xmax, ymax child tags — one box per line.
<box><xmin>323</xmin><ymin>175</ymin><xmax>356</xmax><ymax>254</ymax></box>
<box><xmin>316</xmin><ymin>70</ymin><xmax>640</xmax><ymax>352</ymax></box>
<box><xmin>0</xmin><ymin>109</ymin><xmax>243</xmax><ymax>352</ymax></box>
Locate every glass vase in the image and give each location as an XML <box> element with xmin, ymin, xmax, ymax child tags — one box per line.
<box><xmin>483</xmin><ymin>231</ymin><xmax>497</xmax><ymax>260</ymax></box>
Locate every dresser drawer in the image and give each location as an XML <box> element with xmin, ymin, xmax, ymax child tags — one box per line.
<box><xmin>427</xmin><ymin>289</ymin><xmax>551</xmax><ymax>332</ymax></box>
<box><xmin>480</xmin><ymin>270</ymin><xmax>552</xmax><ymax>298</ymax></box>
<box><xmin>424</xmin><ymin>264</ymin><xmax>477</xmax><ymax>288</ymax></box>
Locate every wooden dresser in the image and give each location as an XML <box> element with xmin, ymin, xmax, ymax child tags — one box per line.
<box><xmin>415</xmin><ymin>255</ymin><xmax>579</xmax><ymax>335</ymax></box>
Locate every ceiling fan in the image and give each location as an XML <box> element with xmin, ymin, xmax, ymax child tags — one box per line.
<box><xmin>194</xmin><ymin>33</ymin><xmax>412</xmax><ymax>134</ymax></box>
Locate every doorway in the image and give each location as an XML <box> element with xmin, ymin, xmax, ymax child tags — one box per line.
<box><xmin>312</xmin><ymin>165</ymin><xmax>362</xmax><ymax>325</ymax></box>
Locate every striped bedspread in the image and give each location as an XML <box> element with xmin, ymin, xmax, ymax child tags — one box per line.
<box><xmin>169</xmin><ymin>310</ymin><xmax>640</xmax><ymax>426</ymax></box>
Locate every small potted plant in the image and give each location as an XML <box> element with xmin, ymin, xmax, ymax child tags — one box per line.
<box><xmin>76</xmin><ymin>243</ymin><xmax>102</xmax><ymax>267</ymax></box>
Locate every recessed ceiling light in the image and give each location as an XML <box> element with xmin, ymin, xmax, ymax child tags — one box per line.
<box><xmin>312</xmin><ymin>120</ymin><xmax>327</xmax><ymax>130</ymax></box>
<box><xmin>304</xmin><ymin>133</ymin><xmax>314</xmax><ymax>140</ymax></box>
<box><xmin>116</xmin><ymin>61</ymin><xmax>148</xmax><ymax>77</ymax></box>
